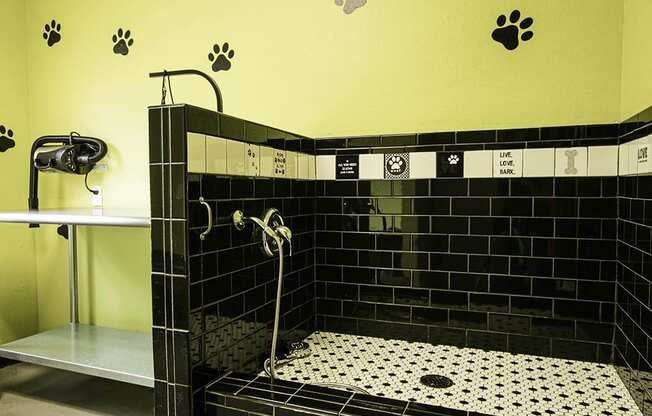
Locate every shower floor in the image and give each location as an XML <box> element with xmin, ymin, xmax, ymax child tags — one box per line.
<box><xmin>264</xmin><ymin>331</ymin><xmax>641</xmax><ymax>416</ymax></box>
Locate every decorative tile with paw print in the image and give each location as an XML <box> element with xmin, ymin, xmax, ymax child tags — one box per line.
<box><xmin>245</xmin><ymin>144</ymin><xmax>259</xmax><ymax>177</ymax></box>
<box><xmin>384</xmin><ymin>153</ymin><xmax>409</xmax><ymax>179</ymax></box>
<box><xmin>437</xmin><ymin>151</ymin><xmax>464</xmax><ymax>177</ymax></box>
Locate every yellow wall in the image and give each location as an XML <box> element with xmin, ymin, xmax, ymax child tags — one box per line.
<box><xmin>621</xmin><ymin>0</ymin><xmax>652</xmax><ymax>120</ymax></box>
<box><xmin>0</xmin><ymin>0</ymin><xmax>39</xmax><ymax>343</ymax></box>
<box><xmin>4</xmin><ymin>0</ymin><xmax>637</xmax><ymax>333</ymax></box>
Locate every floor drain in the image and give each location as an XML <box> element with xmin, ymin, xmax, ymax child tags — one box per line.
<box><xmin>420</xmin><ymin>374</ymin><xmax>454</xmax><ymax>388</ymax></box>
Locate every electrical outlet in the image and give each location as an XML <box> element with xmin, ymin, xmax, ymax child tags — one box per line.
<box><xmin>94</xmin><ymin>163</ymin><xmax>109</xmax><ymax>173</ymax></box>
<box><xmin>91</xmin><ymin>187</ymin><xmax>103</xmax><ymax>207</ymax></box>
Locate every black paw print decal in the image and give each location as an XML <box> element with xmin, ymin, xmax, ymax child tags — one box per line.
<box><xmin>335</xmin><ymin>0</ymin><xmax>367</xmax><ymax>15</ymax></box>
<box><xmin>448</xmin><ymin>154</ymin><xmax>460</xmax><ymax>165</ymax></box>
<box><xmin>112</xmin><ymin>28</ymin><xmax>134</xmax><ymax>56</ymax></box>
<box><xmin>0</xmin><ymin>125</ymin><xmax>15</xmax><ymax>153</ymax></box>
<box><xmin>43</xmin><ymin>19</ymin><xmax>61</xmax><ymax>47</ymax></box>
<box><xmin>492</xmin><ymin>10</ymin><xmax>534</xmax><ymax>51</ymax></box>
<box><xmin>208</xmin><ymin>43</ymin><xmax>235</xmax><ymax>72</ymax></box>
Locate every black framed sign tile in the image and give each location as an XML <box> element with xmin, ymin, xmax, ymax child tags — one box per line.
<box><xmin>336</xmin><ymin>155</ymin><xmax>359</xmax><ymax>179</ymax></box>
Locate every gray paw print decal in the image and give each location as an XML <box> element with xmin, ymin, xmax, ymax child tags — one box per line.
<box><xmin>112</xmin><ymin>28</ymin><xmax>134</xmax><ymax>55</ymax></box>
<box><xmin>335</xmin><ymin>0</ymin><xmax>367</xmax><ymax>15</ymax></box>
<box><xmin>43</xmin><ymin>19</ymin><xmax>61</xmax><ymax>47</ymax></box>
<box><xmin>0</xmin><ymin>125</ymin><xmax>15</xmax><ymax>153</ymax></box>
<box><xmin>208</xmin><ymin>43</ymin><xmax>235</xmax><ymax>72</ymax></box>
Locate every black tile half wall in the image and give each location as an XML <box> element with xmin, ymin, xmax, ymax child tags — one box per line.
<box><xmin>188</xmin><ymin>174</ymin><xmax>316</xmax><ymax>404</ymax></box>
<box><xmin>314</xmin><ymin>177</ymin><xmax>617</xmax><ymax>363</ymax></box>
<box><xmin>150</xmin><ymin>104</ymin><xmax>650</xmax><ymax>416</ymax></box>
<box><xmin>615</xmin><ymin>107</ymin><xmax>652</xmax><ymax>413</ymax></box>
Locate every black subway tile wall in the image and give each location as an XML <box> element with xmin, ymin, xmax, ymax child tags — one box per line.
<box><xmin>188</xmin><ymin>174</ymin><xmax>315</xmax><ymax>397</ymax></box>
<box><xmin>615</xmin><ymin>107</ymin><xmax>652</xmax><ymax>413</ymax></box>
<box><xmin>150</xmin><ymin>105</ymin><xmax>193</xmax><ymax>416</ymax></box>
<box><xmin>316</xmin><ymin>123</ymin><xmax>620</xmax><ymax>155</ymax></box>
<box><xmin>149</xmin><ymin>105</ymin><xmax>315</xmax><ymax>416</ymax></box>
<box><xmin>314</xmin><ymin>176</ymin><xmax>618</xmax><ymax>361</ymax></box>
<box><xmin>151</xmin><ymin>104</ymin><xmax>652</xmax><ymax>416</ymax></box>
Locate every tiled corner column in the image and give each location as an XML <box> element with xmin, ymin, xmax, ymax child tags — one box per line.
<box><xmin>614</xmin><ymin>114</ymin><xmax>652</xmax><ymax>414</ymax></box>
<box><xmin>149</xmin><ymin>106</ymin><xmax>192</xmax><ymax>416</ymax></box>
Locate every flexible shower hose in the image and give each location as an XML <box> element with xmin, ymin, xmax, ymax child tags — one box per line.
<box><xmin>268</xmin><ymin>236</ymin><xmax>284</xmax><ymax>380</ymax></box>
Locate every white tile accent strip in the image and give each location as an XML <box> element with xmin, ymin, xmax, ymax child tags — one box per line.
<box><xmin>206</xmin><ymin>136</ymin><xmax>227</xmax><ymax>174</ymax></box>
<box><xmin>636</xmin><ymin>135</ymin><xmax>652</xmax><ymax>175</ymax></box>
<box><xmin>555</xmin><ymin>147</ymin><xmax>587</xmax><ymax>177</ymax></box>
<box><xmin>259</xmin><ymin>146</ymin><xmax>276</xmax><ymax>177</ymax></box>
<box><xmin>523</xmin><ymin>148</ymin><xmax>555</xmax><ymax>177</ymax></box>
<box><xmin>285</xmin><ymin>151</ymin><xmax>298</xmax><ymax>179</ymax></box>
<box><xmin>588</xmin><ymin>145</ymin><xmax>618</xmax><ymax>177</ymax></box>
<box><xmin>493</xmin><ymin>149</ymin><xmax>523</xmax><ymax>177</ymax></box>
<box><xmin>265</xmin><ymin>331</ymin><xmax>642</xmax><ymax>416</ymax></box>
<box><xmin>359</xmin><ymin>154</ymin><xmax>384</xmax><ymax>180</ymax></box>
<box><xmin>316</xmin><ymin>155</ymin><xmax>336</xmax><ymax>180</ymax></box>
<box><xmin>628</xmin><ymin>139</ymin><xmax>641</xmax><ymax>176</ymax></box>
<box><xmin>619</xmin><ymin>142</ymin><xmax>631</xmax><ymax>176</ymax></box>
<box><xmin>187</xmin><ymin>133</ymin><xmax>206</xmax><ymax>173</ymax></box>
<box><xmin>297</xmin><ymin>153</ymin><xmax>310</xmax><ymax>180</ymax></box>
<box><xmin>464</xmin><ymin>150</ymin><xmax>493</xmax><ymax>178</ymax></box>
<box><xmin>308</xmin><ymin>155</ymin><xmax>316</xmax><ymax>180</ymax></box>
<box><xmin>191</xmin><ymin>139</ymin><xmax>625</xmax><ymax>180</ymax></box>
<box><xmin>409</xmin><ymin>152</ymin><xmax>436</xmax><ymax>179</ymax></box>
<box><xmin>226</xmin><ymin>140</ymin><xmax>246</xmax><ymax>176</ymax></box>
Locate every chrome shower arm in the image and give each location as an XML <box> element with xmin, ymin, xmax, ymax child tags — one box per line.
<box><xmin>233</xmin><ymin>210</ymin><xmax>276</xmax><ymax>238</ymax></box>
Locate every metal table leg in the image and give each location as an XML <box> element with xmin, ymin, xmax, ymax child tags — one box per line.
<box><xmin>68</xmin><ymin>224</ymin><xmax>79</xmax><ymax>324</ymax></box>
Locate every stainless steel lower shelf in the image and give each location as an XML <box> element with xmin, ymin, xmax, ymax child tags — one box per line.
<box><xmin>0</xmin><ymin>324</ymin><xmax>154</xmax><ymax>387</ymax></box>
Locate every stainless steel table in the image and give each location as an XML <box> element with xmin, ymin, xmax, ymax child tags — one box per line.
<box><xmin>0</xmin><ymin>208</ymin><xmax>153</xmax><ymax>387</ymax></box>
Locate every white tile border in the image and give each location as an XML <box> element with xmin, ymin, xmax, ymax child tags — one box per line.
<box><xmin>409</xmin><ymin>152</ymin><xmax>436</xmax><ymax>179</ymax></box>
<box><xmin>190</xmin><ymin>139</ymin><xmax>628</xmax><ymax>181</ymax></box>
<box><xmin>359</xmin><ymin>154</ymin><xmax>384</xmax><ymax>180</ymax></box>
<box><xmin>523</xmin><ymin>148</ymin><xmax>554</xmax><ymax>177</ymax></box>
<box><xmin>588</xmin><ymin>145</ymin><xmax>618</xmax><ymax>177</ymax></box>
<box><xmin>316</xmin><ymin>155</ymin><xmax>336</xmax><ymax>180</ymax></box>
<box><xmin>463</xmin><ymin>150</ymin><xmax>493</xmax><ymax>178</ymax></box>
<box><xmin>187</xmin><ymin>133</ymin><xmax>206</xmax><ymax>173</ymax></box>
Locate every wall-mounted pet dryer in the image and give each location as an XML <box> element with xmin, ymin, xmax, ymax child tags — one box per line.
<box><xmin>28</xmin><ymin>133</ymin><xmax>107</xmax><ymax>226</ymax></box>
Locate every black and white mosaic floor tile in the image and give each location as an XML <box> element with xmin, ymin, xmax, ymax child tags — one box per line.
<box><xmin>261</xmin><ymin>331</ymin><xmax>642</xmax><ymax>416</ymax></box>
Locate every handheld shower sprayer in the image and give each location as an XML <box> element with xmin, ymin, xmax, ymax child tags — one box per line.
<box><xmin>233</xmin><ymin>208</ymin><xmax>292</xmax><ymax>257</ymax></box>
<box><xmin>232</xmin><ymin>208</ymin><xmax>293</xmax><ymax>379</ymax></box>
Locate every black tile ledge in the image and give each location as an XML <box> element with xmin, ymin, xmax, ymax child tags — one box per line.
<box><xmin>205</xmin><ymin>373</ymin><xmax>495</xmax><ymax>416</ymax></box>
